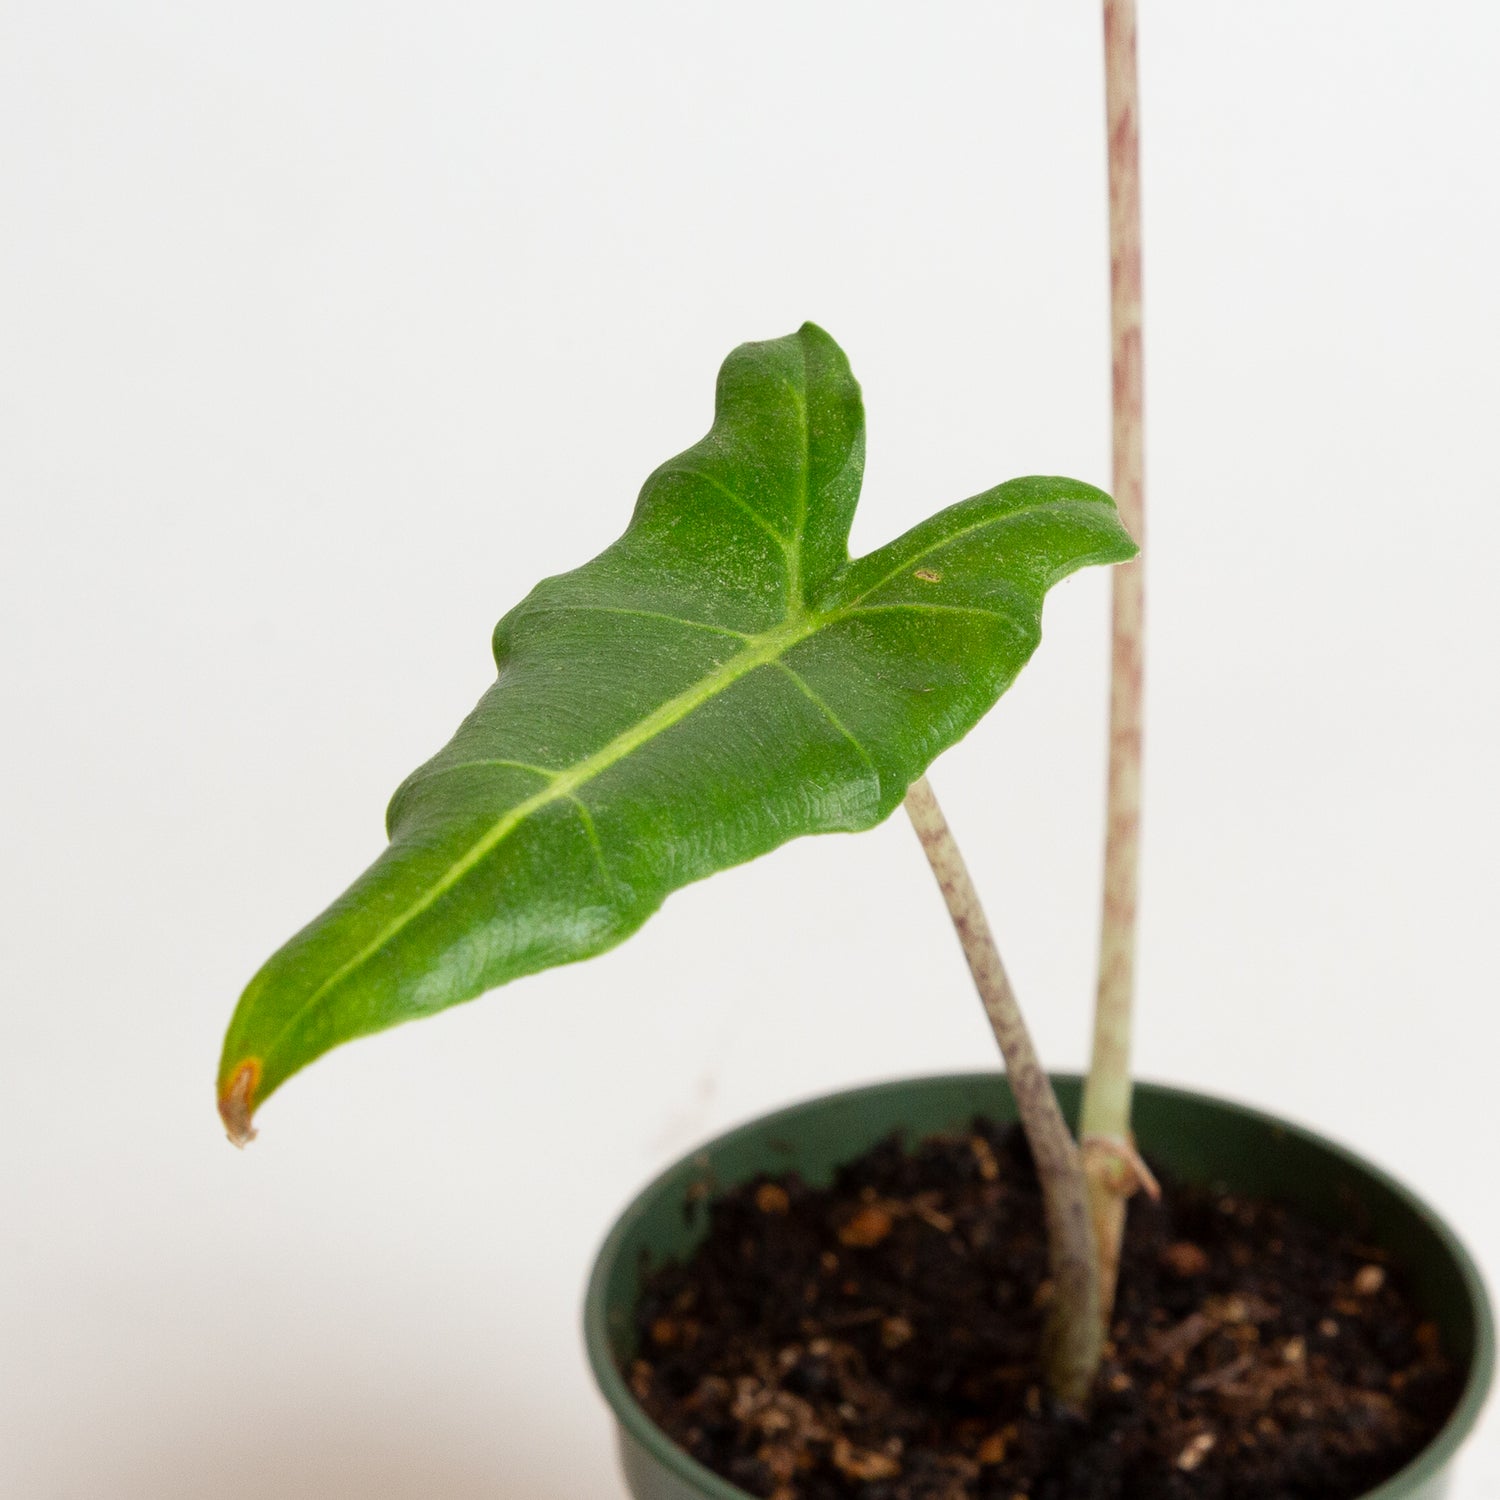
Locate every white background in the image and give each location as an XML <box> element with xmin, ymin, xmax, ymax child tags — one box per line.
<box><xmin>3</xmin><ymin>3</ymin><xmax>1497</xmax><ymax>1496</ymax></box>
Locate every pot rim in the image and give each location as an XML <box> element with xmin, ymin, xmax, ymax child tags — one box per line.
<box><xmin>584</xmin><ymin>1072</ymin><xmax>1495</xmax><ymax>1500</ymax></box>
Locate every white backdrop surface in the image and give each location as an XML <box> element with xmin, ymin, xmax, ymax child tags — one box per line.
<box><xmin>2</xmin><ymin>3</ymin><xmax>1497</xmax><ymax>1496</ymax></box>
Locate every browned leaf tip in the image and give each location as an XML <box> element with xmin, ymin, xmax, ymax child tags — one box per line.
<box><xmin>218</xmin><ymin>1060</ymin><xmax>261</xmax><ymax>1148</ymax></box>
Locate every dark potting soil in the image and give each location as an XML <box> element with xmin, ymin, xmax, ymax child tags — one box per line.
<box><xmin>627</xmin><ymin>1120</ymin><xmax>1461</xmax><ymax>1500</ymax></box>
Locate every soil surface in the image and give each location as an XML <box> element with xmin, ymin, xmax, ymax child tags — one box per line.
<box><xmin>628</xmin><ymin>1119</ymin><xmax>1460</xmax><ymax>1500</ymax></box>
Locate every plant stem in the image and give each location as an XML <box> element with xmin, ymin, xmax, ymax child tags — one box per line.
<box><xmin>1080</xmin><ymin>0</ymin><xmax>1147</xmax><ymax>1327</ymax></box>
<box><xmin>904</xmin><ymin>776</ymin><xmax>1102</xmax><ymax>1408</ymax></box>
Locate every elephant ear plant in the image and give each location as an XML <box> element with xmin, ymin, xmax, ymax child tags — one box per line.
<box><xmin>218</xmin><ymin>321</ymin><xmax>1138</xmax><ymax>1405</ymax></box>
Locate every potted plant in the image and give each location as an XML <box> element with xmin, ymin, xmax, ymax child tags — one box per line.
<box><xmin>216</xmin><ymin>8</ymin><xmax>1492</xmax><ymax>1497</ymax></box>
<box><xmin>214</xmin><ymin>315</ymin><xmax>1492</xmax><ymax>1496</ymax></box>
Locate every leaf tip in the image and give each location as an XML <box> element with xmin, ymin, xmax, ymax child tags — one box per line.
<box><xmin>218</xmin><ymin>1059</ymin><xmax>262</xmax><ymax>1148</ymax></box>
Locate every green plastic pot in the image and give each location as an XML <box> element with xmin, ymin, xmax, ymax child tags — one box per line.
<box><xmin>585</xmin><ymin>1073</ymin><xmax>1493</xmax><ymax>1500</ymax></box>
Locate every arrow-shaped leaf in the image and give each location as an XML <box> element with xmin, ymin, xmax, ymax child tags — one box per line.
<box><xmin>218</xmin><ymin>324</ymin><xmax>1136</xmax><ymax>1140</ymax></box>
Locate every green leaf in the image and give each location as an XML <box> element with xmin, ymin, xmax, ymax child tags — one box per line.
<box><xmin>218</xmin><ymin>324</ymin><xmax>1136</xmax><ymax>1139</ymax></box>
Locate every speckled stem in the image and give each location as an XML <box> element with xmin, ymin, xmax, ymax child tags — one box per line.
<box><xmin>904</xmin><ymin>776</ymin><xmax>1102</xmax><ymax>1407</ymax></box>
<box><xmin>1081</xmin><ymin>0</ymin><xmax>1147</xmax><ymax>1327</ymax></box>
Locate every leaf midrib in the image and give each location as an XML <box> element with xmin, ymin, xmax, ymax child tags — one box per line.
<box><xmin>252</xmin><ymin>494</ymin><xmax>1067</xmax><ymax>1075</ymax></box>
<box><xmin>255</xmin><ymin>610</ymin><xmax>823</xmax><ymax>1071</ymax></box>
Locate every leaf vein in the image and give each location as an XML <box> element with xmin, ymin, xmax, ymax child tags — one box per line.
<box><xmin>843</xmin><ymin>497</ymin><xmax>1072</xmax><ymax>607</ymax></box>
<box><xmin>670</xmin><ymin>466</ymin><xmax>793</xmax><ymax>556</ymax></box>
<box><xmin>520</xmin><ymin>604</ymin><xmax>751</xmax><ymax>641</ymax></box>
<box><xmin>410</xmin><ymin>758</ymin><xmax>558</xmax><ymax>785</ymax></box>
<box><xmin>844</xmin><ymin>602</ymin><xmax>1012</xmax><ymax>621</ymax></box>
<box><xmin>784</xmin><ymin>364</ymin><xmax>810</xmax><ymax>610</ymax></box>
<box><xmin>772</xmin><ymin>661</ymin><xmax>879</xmax><ymax>785</ymax></box>
<box><xmin>567</xmin><ymin>794</ymin><xmax>614</xmax><ymax>889</ymax></box>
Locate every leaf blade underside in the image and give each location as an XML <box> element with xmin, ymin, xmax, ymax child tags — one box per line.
<box><xmin>219</xmin><ymin>324</ymin><xmax>1136</xmax><ymax>1137</ymax></box>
